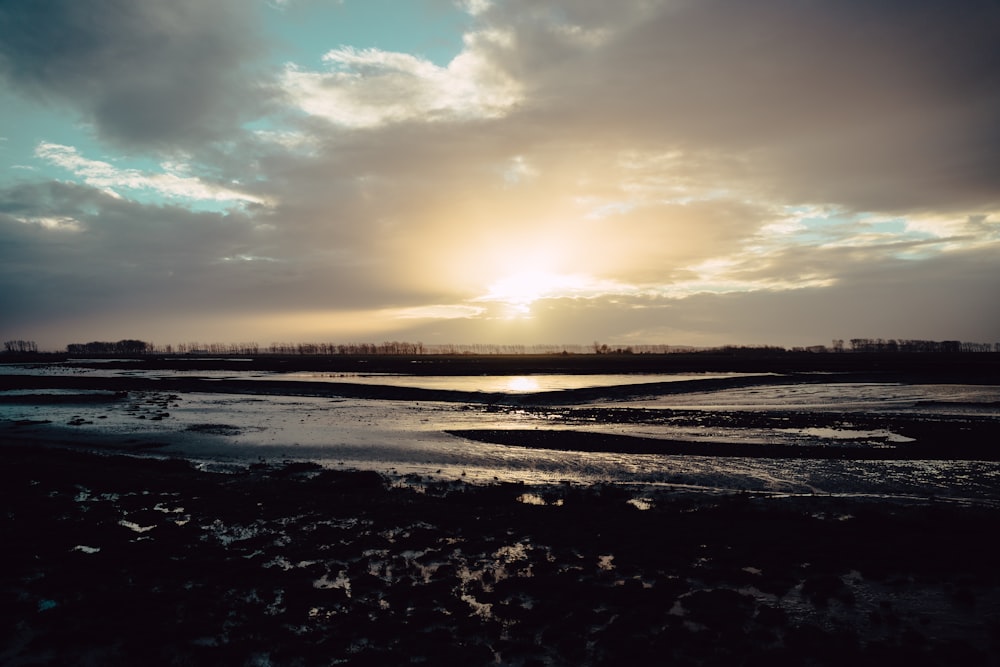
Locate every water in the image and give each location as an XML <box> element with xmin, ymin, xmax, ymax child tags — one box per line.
<box><xmin>274</xmin><ymin>372</ymin><xmax>767</xmax><ymax>393</ymax></box>
<box><xmin>1</xmin><ymin>363</ymin><xmax>767</xmax><ymax>391</ymax></box>
<box><xmin>2</xmin><ymin>363</ymin><xmax>999</xmax><ymax>502</ymax></box>
<box><xmin>611</xmin><ymin>382</ymin><xmax>1000</xmax><ymax>415</ymax></box>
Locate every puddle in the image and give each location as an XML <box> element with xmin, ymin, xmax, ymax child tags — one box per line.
<box><xmin>119</xmin><ymin>520</ymin><xmax>155</xmax><ymax>534</ymax></box>
<box><xmin>72</xmin><ymin>545</ymin><xmax>101</xmax><ymax>554</ymax></box>
<box><xmin>779</xmin><ymin>427</ymin><xmax>916</xmax><ymax>443</ymax></box>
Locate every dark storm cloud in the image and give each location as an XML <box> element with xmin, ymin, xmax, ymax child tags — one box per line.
<box><xmin>0</xmin><ymin>0</ymin><xmax>274</xmax><ymax>149</ymax></box>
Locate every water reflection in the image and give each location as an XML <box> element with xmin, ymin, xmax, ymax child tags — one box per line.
<box><xmin>280</xmin><ymin>372</ymin><xmax>763</xmax><ymax>393</ymax></box>
<box><xmin>505</xmin><ymin>376</ymin><xmax>541</xmax><ymax>393</ymax></box>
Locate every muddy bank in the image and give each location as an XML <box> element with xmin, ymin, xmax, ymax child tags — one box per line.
<box><xmin>447</xmin><ymin>423</ymin><xmax>1000</xmax><ymax>461</ymax></box>
<box><xmin>2</xmin><ymin>445</ymin><xmax>999</xmax><ymax>666</ymax></box>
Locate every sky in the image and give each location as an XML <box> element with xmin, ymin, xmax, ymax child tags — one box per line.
<box><xmin>1</xmin><ymin>0</ymin><xmax>998</xmax><ymax>351</ymax></box>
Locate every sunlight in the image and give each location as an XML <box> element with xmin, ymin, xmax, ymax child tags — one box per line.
<box><xmin>477</xmin><ymin>270</ymin><xmax>594</xmax><ymax>317</ymax></box>
<box><xmin>486</xmin><ymin>271</ymin><xmax>552</xmax><ymax>314</ymax></box>
<box><xmin>505</xmin><ymin>376</ymin><xmax>541</xmax><ymax>392</ymax></box>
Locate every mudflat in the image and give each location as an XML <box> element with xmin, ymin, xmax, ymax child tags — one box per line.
<box><xmin>2</xmin><ymin>352</ymin><xmax>999</xmax><ymax>664</ymax></box>
<box><xmin>3</xmin><ymin>445</ymin><xmax>999</xmax><ymax>666</ymax></box>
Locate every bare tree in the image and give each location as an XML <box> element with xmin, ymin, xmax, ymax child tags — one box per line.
<box><xmin>3</xmin><ymin>339</ymin><xmax>38</xmax><ymax>353</ymax></box>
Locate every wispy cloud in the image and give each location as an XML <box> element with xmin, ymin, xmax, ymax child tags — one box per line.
<box><xmin>456</xmin><ymin>0</ymin><xmax>492</xmax><ymax>16</ymax></box>
<box><xmin>13</xmin><ymin>215</ymin><xmax>84</xmax><ymax>232</ymax></box>
<box><xmin>389</xmin><ymin>304</ymin><xmax>487</xmax><ymax>320</ymax></box>
<box><xmin>35</xmin><ymin>142</ymin><xmax>270</xmax><ymax>207</ymax></box>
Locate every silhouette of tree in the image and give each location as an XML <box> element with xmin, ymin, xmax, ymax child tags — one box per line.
<box><xmin>3</xmin><ymin>339</ymin><xmax>38</xmax><ymax>353</ymax></box>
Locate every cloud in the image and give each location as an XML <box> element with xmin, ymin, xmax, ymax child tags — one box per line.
<box><xmin>384</xmin><ymin>240</ymin><xmax>1000</xmax><ymax>348</ymax></box>
<box><xmin>2</xmin><ymin>0</ymin><xmax>998</xmax><ymax>348</ymax></box>
<box><xmin>34</xmin><ymin>142</ymin><xmax>271</xmax><ymax>207</ymax></box>
<box><xmin>0</xmin><ymin>0</ymin><xmax>274</xmax><ymax>150</ymax></box>
<box><xmin>282</xmin><ymin>37</ymin><xmax>522</xmax><ymax>128</ymax></box>
<box><xmin>0</xmin><ymin>178</ymin><xmax>447</xmax><ymax>330</ymax></box>
<box><xmin>663</xmin><ymin>244</ymin><xmax>1000</xmax><ymax>346</ymax></box>
<box><xmin>456</xmin><ymin>0</ymin><xmax>492</xmax><ymax>16</ymax></box>
<box><xmin>471</xmin><ymin>0</ymin><xmax>1000</xmax><ymax>212</ymax></box>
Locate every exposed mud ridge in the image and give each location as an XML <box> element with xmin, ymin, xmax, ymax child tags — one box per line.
<box><xmin>448</xmin><ymin>422</ymin><xmax>1000</xmax><ymax>460</ymax></box>
<box><xmin>2</xmin><ymin>446</ymin><xmax>998</xmax><ymax>666</ymax></box>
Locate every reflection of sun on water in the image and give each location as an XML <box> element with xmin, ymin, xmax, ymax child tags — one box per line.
<box><xmin>506</xmin><ymin>376</ymin><xmax>541</xmax><ymax>392</ymax></box>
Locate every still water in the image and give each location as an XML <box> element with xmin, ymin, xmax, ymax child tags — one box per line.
<box><xmin>275</xmin><ymin>372</ymin><xmax>766</xmax><ymax>393</ymax></box>
<box><xmin>2</xmin><ymin>364</ymin><xmax>999</xmax><ymax>502</ymax></box>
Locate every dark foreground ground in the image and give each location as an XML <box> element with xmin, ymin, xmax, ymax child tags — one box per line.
<box><xmin>2</xmin><ymin>446</ymin><xmax>999</xmax><ymax>666</ymax></box>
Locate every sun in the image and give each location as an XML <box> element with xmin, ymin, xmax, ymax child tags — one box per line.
<box><xmin>485</xmin><ymin>271</ymin><xmax>551</xmax><ymax>314</ymax></box>
<box><xmin>477</xmin><ymin>270</ymin><xmax>596</xmax><ymax>318</ymax></box>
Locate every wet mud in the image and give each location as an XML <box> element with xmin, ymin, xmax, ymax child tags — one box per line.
<box><xmin>448</xmin><ymin>409</ymin><xmax>1000</xmax><ymax>460</ymax></box>
<box><xmin>2</xmin><ymin>447</ymin><xmax>999</xmax><ymax>666</ymax></box>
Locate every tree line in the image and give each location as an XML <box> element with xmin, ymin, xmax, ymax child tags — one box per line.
<box><xmin>3</xmin><ymin>339</ymin><xmax>38</xmax><ymax>353</ymax></box>
<box><xmin>65</xmin><ymin>340</ymin><xmax>151</xmax><ymax>355</ymax></box>
<box><xmin>844</xmin><ymin>338</ymin><xmax>997</xmax><ymax>353</ymax></box>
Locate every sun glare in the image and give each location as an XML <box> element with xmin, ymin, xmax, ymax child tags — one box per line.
<box><xmin>478</xmin><ymin>270</ymin><xmax>592</xmax><ymax>317</ymax></box>
<box><xmin>506</xmin><ymin>376</ymin><xmax>541</xmax><ymax>392</ymax></box>
<box><xmin>487</xmin><ymin>272</ymin><xmax>549</xmax><ymax>312</ymax></box>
